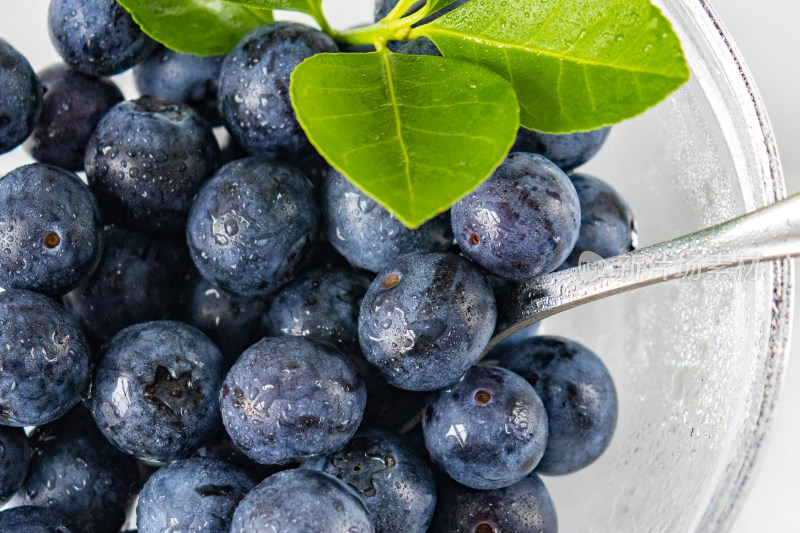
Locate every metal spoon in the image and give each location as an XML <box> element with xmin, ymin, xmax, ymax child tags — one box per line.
<box><xmin>487</xmin><ymin>191</ymin><xmax>800</xmax><ymax>354</ymax></box>
<box><xmin>398</xmin><ymin>193</ymin><xmax>798</xmax><ymax>434</ymax></box>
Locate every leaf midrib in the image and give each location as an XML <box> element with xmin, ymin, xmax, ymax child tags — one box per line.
<box><xmin>421</xmin><ymin>26</ymin><xmax>688</xmax><ymax>80</ymax></box>
<box><xmin>380</xmin><ymin>52</ymin><xmax>415</xmax><ymax>205</ymax></box>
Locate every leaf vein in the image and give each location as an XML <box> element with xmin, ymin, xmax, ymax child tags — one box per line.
<box><xmin>425</xmin><ymin>27</ymin><xmax>687</xmax><ymax>79</ymax></box>
<box><xmin>381</xmin><ymin>53</ymin><xmax>415</xmax><ymax>203</ymax></box>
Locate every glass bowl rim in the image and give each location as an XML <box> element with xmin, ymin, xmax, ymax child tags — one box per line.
<box><xmin>684</xmin><ymin>0</ymin><xmax>793</xmax><ymax>530</ymax></box>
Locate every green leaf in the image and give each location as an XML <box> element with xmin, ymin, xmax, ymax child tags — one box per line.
<box><xmin>423</xmin><ymin>0</ymin><xmax>463</xmax><ymax>15</ymax></box>
<box><xmin>116</xmin><ymin>0</ymin><xmax>273</xmax><ymax>56</ymax></box>
<box><xmin>415</xmin><ymin>0</ymin><xmax>689</xmax><ymax>132</ymax></box>
<box><xmin>221</xmin><ymin>0</ymin><xmax>322</xmax><ymax>16</ymax></box>
<box><xmin>291</xmin><ymin>51</ymin><xmax>519</xmax><ymax>228</ymax></box>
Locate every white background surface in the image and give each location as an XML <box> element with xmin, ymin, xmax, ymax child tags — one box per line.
<box><xmin>0</xmin><ymin>0</ymin><xmax>796</xmax><ymax>530</ymax></box>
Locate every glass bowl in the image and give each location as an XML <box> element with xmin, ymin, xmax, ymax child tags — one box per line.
<box><xmin>0</xmin><ymin>1</ymin><xmax>790</xmax><ymax>531</ymax></box>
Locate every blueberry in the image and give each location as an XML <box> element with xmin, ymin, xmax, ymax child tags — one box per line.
<box><xmin>220</xmin><ymin>337</ymin><xmax>366</xmax><ymax>465</ymax></box>
<box><xmin>0</xmin><ymin>39</ymin><xmax>43</xmax><ymax>155</ymax></box>
<box><xmin>451</xmin><ymin>152</ymin><xmax>581</xmax><ymax>280</ymax></box>
<box><xmin>48</xmin><ymin>0</ymin><xmax>157</xmax><ymax>76</ymax></box>
<box><xmin>181</xmin><ymin>273</ymin><xmax>266</xmax><ymax>366</ymax></box>
<box><xmin>512</xmin><ymin>127</ymin><xmax>611</xmax><ymax>172</ymax></box>
<box><xmin>303</xmin><ymin>429</ymin><xmax>436</xmax><ymax>533</ymax></box>
<box><xmin>495</xmin><ymin>335</ymin><xmax>618</xmax><ymax>475</ymax></box>
<box><xmin>397</xmin><ymin>37</ymin><xmax>441</xmax><ymax>56</ymax></box>
<box><xmin>0</xmin><ymin>506</ymin><xmax>77</xmax><ymax>533</ymax></box>
<box><xmin>134</xmin><ymin>47</ymin><xmax>224</xmax><ymax>125</ymax></box>
<box><xmin>263</xmin><ymin>268</ymin><xmax>372</xmax><ymax>354</ymax></box>
<box><xmin>20</xmin><ymin>407</ymin><xmax>138</xmax><ymax>533</ymax></box>
<box><xmin>85</xmin><ymin>96</ymin><xmax>221</xmax><ymax>239</ymax></box>
<box><xmin>324</xmin><ymin>170</ymin><xmax>453</xmax><ymax>273</ymax></box>
<box><xmin>89</xmin><ymin>321</ymin><xmax>225</xmax><ymax>463</ymax></box>
<box><xmin>0</xmin><ymin>290</ymin><xmax>89</xmax><ymax>427</ymax></box>
<box><xmin>432</xmin><ymin>473</ymin><xmax>557</xmax><ymax>532</ymax></box>
<box><xmin>561</xmin><ymin>173</ymin><xmax>637</xmax><ymax>268</ymax></box>
<box><xmin>230</xmin><ymin>469</ymin><xmax>374</xmax><ymax>533</ymax></box>
<box><xmin>24</xmin><ymin>64</ymin><xmax>123</xmax><ymax>171</ymax></box>
<box><xmin>137</xmin><ymin>457</ymin><xmax>256</xmax><ymax>533</ymax></box>
<box><xmin>62</xmin><ymin>227</ymin><xmax>187</xmax><ymax>346</ymax></box>
<box><xmin>358</xmin><ymin>252</ymin><xmax>496</xmax><ymax>391</ymax></box>
<box><xmin>265</xmin><ymin>282</ymin><xmax>430</xmax><ymax>432</ymax></box>
<box><xmin>0</xmin><ymin>426</ymin><xmax>30</xmax><ymax>505</ymax></box>
<box><xmin>0</xmin><ymin>164</ymin><xmax>103</xmax><ymax>296</ymax></box>
<box><xmin>423</xmin><ymin>365</ymin><xmax>548</xmax><ymax>489</ymax></box>
<box><xmin>218</xmin><ymin>22</ymin><xmax>338</xmax><ymax>160</ymax></box>
<box><xmin>186</xmin><ymin>157</ymin><xmax>318</xmax><ymax>297</ymax></box>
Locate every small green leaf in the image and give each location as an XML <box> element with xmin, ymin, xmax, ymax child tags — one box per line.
<box><xmin>423</xmin><ymin>0</ymin><xmax>464</xmax><ymax>15</ymax></box>
<box><xmin>415</xmin><ymin>0</ymin><xmax>689</xmax><ymax>132</ymax></box>
<box><xmin>221</xmin><ymin>0</ymin><xmax>323</xmax><ymax>16</ymax></box>
<box><xmin>291</xmin><ymin>51</ymin><xmax>519</xmax><ymax>228</ymax></box>
<box><xmin>117</xmin><ymin>0</ymin><xmax>273</xmax><ymax>56</ymax></box>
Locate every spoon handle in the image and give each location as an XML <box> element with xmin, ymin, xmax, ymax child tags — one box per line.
<box><xmin>493</xmin><ymin>191</ymin><xmax>800</xmax><ymax>348</ymax></box>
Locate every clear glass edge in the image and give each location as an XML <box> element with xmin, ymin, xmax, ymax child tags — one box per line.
<box><xmin>677</xmin><ymin>0</ymin><xmax>795</xmax><ymax>530</ymax></box>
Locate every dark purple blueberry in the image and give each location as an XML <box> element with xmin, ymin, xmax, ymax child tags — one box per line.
<box><xmin>180</xmin><ymin>273</ymin><xmax>266</xmax><ymax>366</ymax></box>
<box><xmin>186</xmin><ymin>157</ymin><xmax>318</xmax><ymax>297</ymax></box>
<box><xmin>230</xmin><ymin>469</ymin><xmax>373</xmax><ymax>533</ymax></box>
<box><xmin>62</xmin><ymin>227</ymin><xmax>187</xmax><ymax>346</ymax></box>
<box><xmin>423</xmin><ymin>365</ymin><xmax>548</xmax><ymax>490</ymax></box>
<box><xmin>137</xmin><ymin>458</ymin><xmax>255</xmax><ymax>533</ymax></box>
<box><xmin>21</xmin><ymin>407</ymin><xmax>138</xmax><ymax>533</ymax></box>
<box><xmin>397</xmin><ymin>37</ymin><xmax>442</xmax><ymax>56</ymax></box>
<box><xmin>451</xmin><ymin>152</ymin><xmax>581</xmax><ymax>280</ymax></box>
<box><xmin>134</xmin><ymin>47</ymin><xmax>224</xmax><ymax>125</ymax></box>
<box><xmin>220</xmin><ymin>337</ymin><xmax>366</xmax><ymax>465</ymax></box>
<box><xmin>0</xmin><ymin>426</ymin><xmax>30</xmax><ymax>505</ymax></box>
<box><xmin>561</xmin><ymin>173</ymin><xmax>637</xmax><ymax>268</ymax></box>
<box><xmin>48</xmin><ymin>0</ymin><xmax>157</xmax><ymax>76</ymax></box>
<box><xmin>218</xmin><ymin>22</ymin><xmax>338</xmax><ymax>161</ymax></box>
<box><xmin>512</xmin><ymin>127</ymin><xmax>611</xmax><ymax>172</ymax></box>
<box><xmin>432</xmin><ymin>473</ymin><xmax>557</xmax><ymax>532</ymax></box>
<box><xmin>0</xmin><ymin>290</ymin><xmax>90</xmax><ymax>427</ymax></box>
<box><xmin>495</xmin><ymin>335</ymin><xmax>618</xmax><ymax>475</ymax></box>
<box><xmin>324</xmin><ymin>170</ymin><xmax>453</xmax><ymax>273</ymax></box>
<box><xmin>0</xmin><ymin>164</ymin><xmax>104</xmax><ymax>296</ymax></box>
<box><xmin>24</xmin><ymin>64</ymin><xmax>123</xmax><ymax>171</ymax></box>
<box><xmin>0</xmin><ymin>506</ymin><xmax>77</xmax><ymax>533</ymax></box>
<box><xmin>0</xmin><ymin>38</ymin><xmax>42</xmax><ymax>154</ymax></box>
<box><xmin>89</xmin><ymin>321</ymin><xmax>225</xmax><ymax>463</ymax></box>
<box><xmin>304</xmin><ymin>429</ymin><xmax>436</xmax><ymax>533</ymax></box>
<box><xmin>358</xmin><ymin>252</ymin><xmax>496</xmax><ymax>391</ymax></box>
<box><xmin>263</xmin><ymin>268</ymin><xmax>372</xmax><ymax>354</ymax></box>
<box><xmin>84</xmin><ymin>96</ymin><xmax>221</xmax><ymax>239</ymax></box>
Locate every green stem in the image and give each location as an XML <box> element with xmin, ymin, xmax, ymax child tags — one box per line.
<box><xmin>336</xmin><ymin>4</ymin><xmax>428</xmax><ymax>49</ymax></box>
<box><xmin>335</xmin><ymin>23</ymin><xmax>395</xmax><ymax>47</ymax></box>
<box><xmin>385</xmin><ymin>0</ymin><xmax>423</xmax><ymax>22</ymax></box>
<box><xmin>309</xmin><ymin>3</ymin><xmax>334</xmax><ymax>35</ymax></box>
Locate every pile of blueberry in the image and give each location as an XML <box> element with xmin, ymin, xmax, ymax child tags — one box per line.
<box><xmin>0</xmin><ymin>1</ymin><xmax>638</xmax><ymax>532</ymax></box>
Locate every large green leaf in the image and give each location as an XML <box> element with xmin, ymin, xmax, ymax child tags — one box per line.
<box><xmin>291</xmin><ymin>51</ymin><xmax>519</xmax><ymax>228</ymax></box>
<box><xmin>415</xmin><ymin>0</ymin><xmax>689</xmax><ymax>132</ymax></box>
<box><xmin>221</xmin><ymin>0</ymin><xmax>323</xmax><ymax>16</ymax></box>
<box><xmin>117</xmin><ymin>0</ymin><xmax>272</xmax><ymax>55</ymax></box>
<box><xmin>423</xmin><ymin>0</ymin><xmax>464</xmax><ymax>15</ymax></box>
